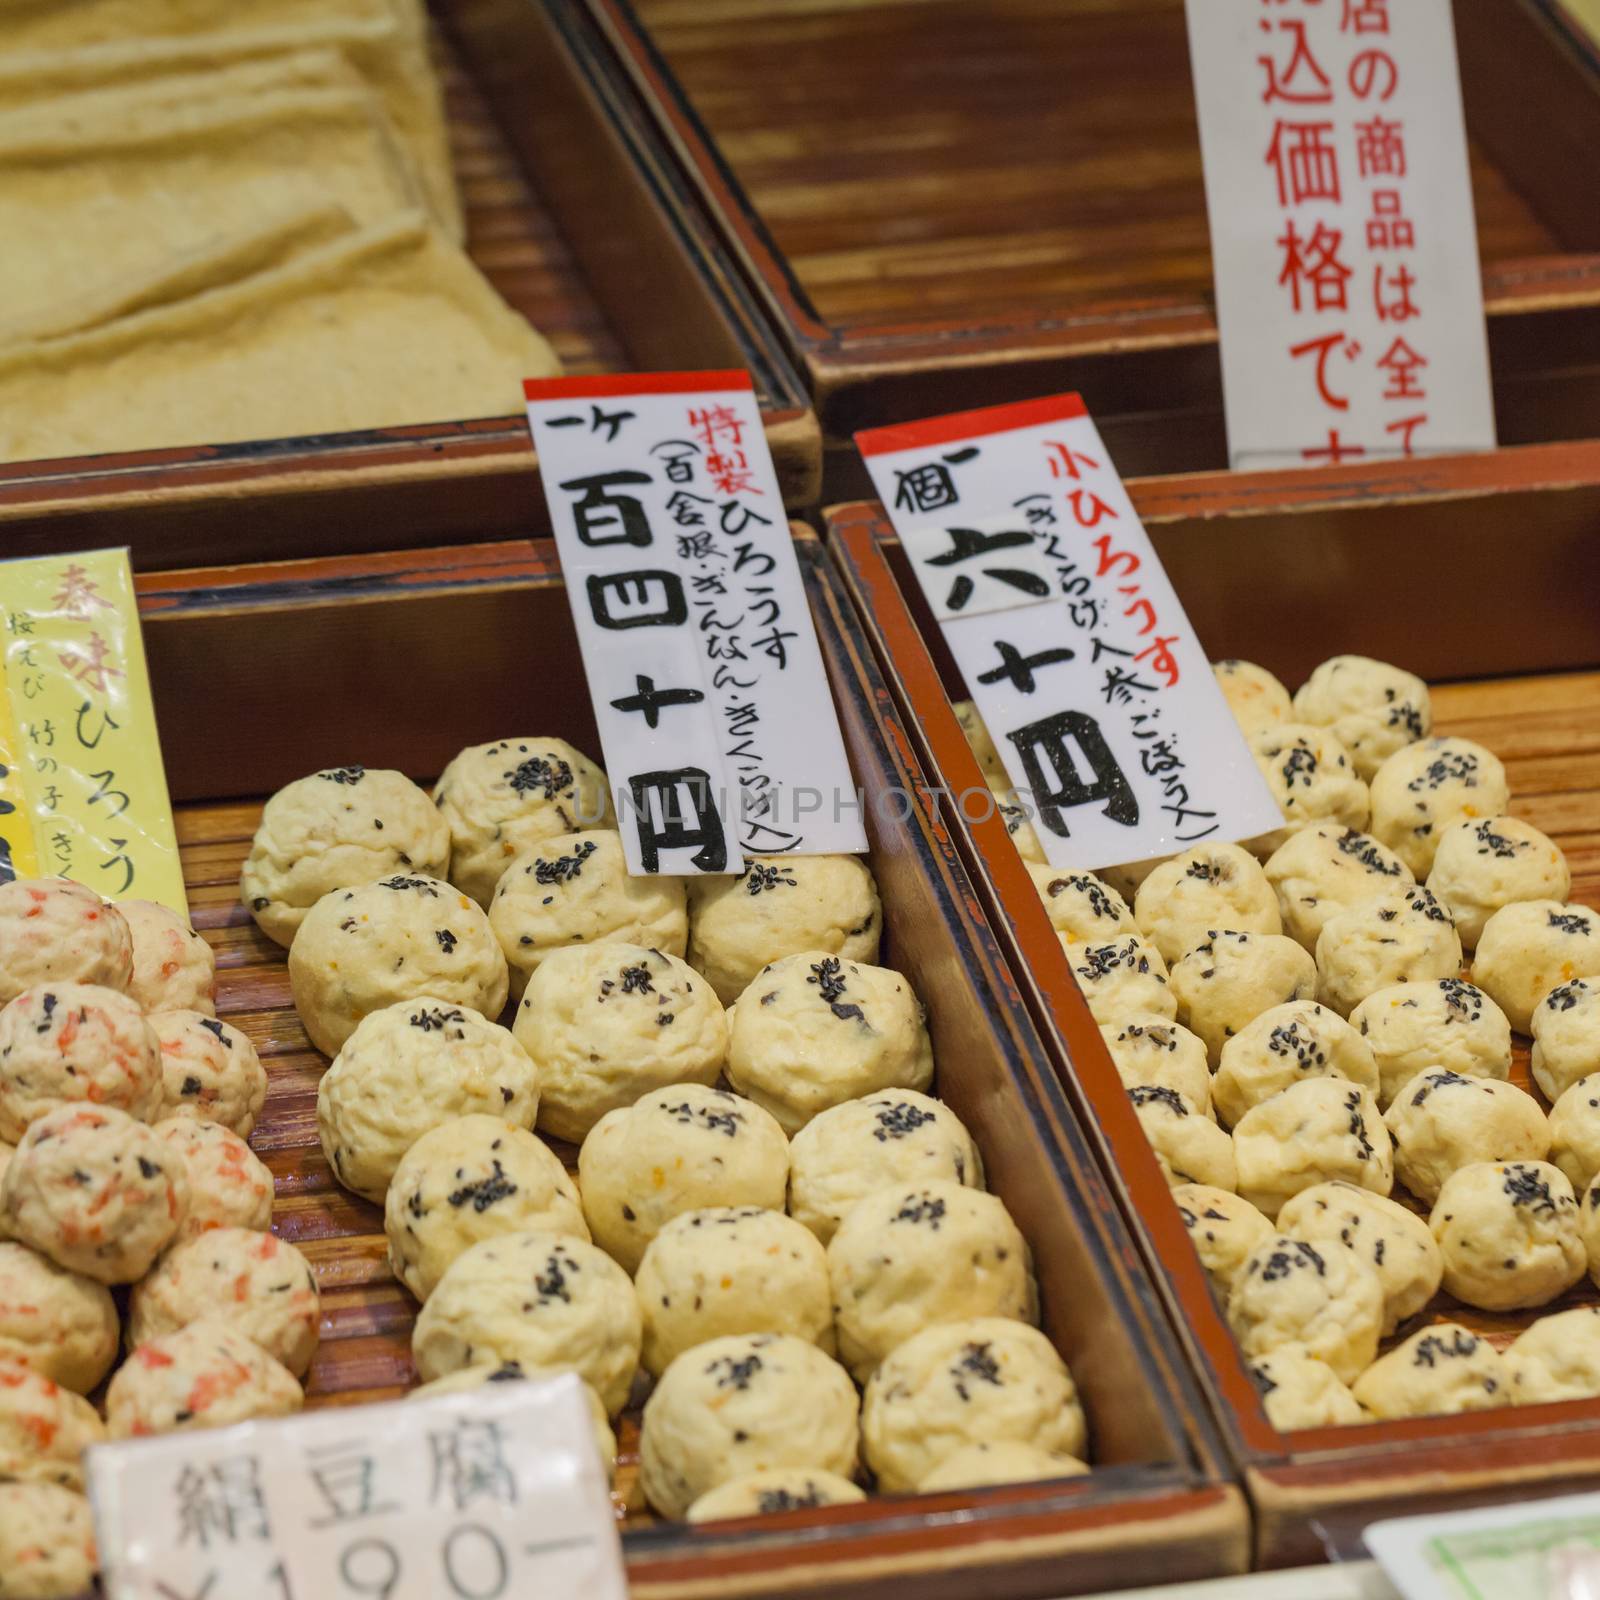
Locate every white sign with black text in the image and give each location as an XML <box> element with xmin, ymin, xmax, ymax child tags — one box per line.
<box><xmin>88</xmin><ymin>1373</ymin><xmax>627</xmax><ymax>1600</ymax></box>
<box><xmin>1185</xmin><ymin>0</ymin><xmax>1496</xmax><ymax>470</ymax></box>
<box><xmin>858</xmin><ymin>393</ymin><xmax>1281</xmax><ymax>872</ymax></box>
<box><xmin>526</xmin><ymin>371</ymin><xmax>867</xmax><ymax>876</ymax></box>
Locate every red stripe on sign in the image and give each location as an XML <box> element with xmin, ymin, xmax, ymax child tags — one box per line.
<box><xmin>856</xmin><ymin>392</ymin><xmax>1088</xmax><ymax>457</ymax></box>
<box><xmin>523</xmin><ymin>371</ymin><xmax>752</xmax><ymax>402</ymax></box>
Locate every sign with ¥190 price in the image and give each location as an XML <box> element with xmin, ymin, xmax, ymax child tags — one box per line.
<box><xmin>1184</xmin><ymin>0</ymin><xmax>1496</xmax><ymax>470</ymax></box>
<box><xmin>525</xmin><ymin>371</ymin><xmax>867</xmax><ymax>878</ymax></box>
<box><xmin>88</xmin><ymin>1374</ymin><xmax>627</xmax><ymax>1600</ymax></box>
<box><xmin>858</xmin><ymin>393</ymin><xmax>1282</xmax><ymax>873</ymax></box>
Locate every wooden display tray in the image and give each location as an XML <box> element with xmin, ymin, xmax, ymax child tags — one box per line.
<box><xmin>0</xmin><ymin>0</ymin><xmax>820</xmax><ymax>569</ymax></box>
<box><xmin>586</xmin><ymin>0</ymin><xmax>1600</xmax><ymax>486</ymax></box>
<box><xmin>128</xmin><ymin>530</ymin><xmax>1247</xmax><ymax>1599</ymax></box>
<box><xmin>825</xmin><ymin>468</ymin><xmax>1600</xmax><ymax>1569</ymax></box>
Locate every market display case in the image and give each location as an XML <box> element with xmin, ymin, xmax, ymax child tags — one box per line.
<box><xmin>585</xmin><ymin>0</ymin><xmax>1600</xmax><ymax>487</ymax></box>
<box><xmin>124</xmin><ymin>527</ymin><xmax>1249</xmax><ymax>1599</ymax></box>
<box><xmin>0</xmin><ymin>0</ymin><xmax>819</xmax><ymax>569</ymax></box>
<box><xmin>826</xmin><ymin>453</ymin><xmax>1600</xmax><ymax>1567</ymax></box>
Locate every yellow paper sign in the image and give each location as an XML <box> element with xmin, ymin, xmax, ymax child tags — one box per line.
<box><xmin>0</xmin><ymin>549</ymin><xmax>185</xmax><ymax>915</ymax></box>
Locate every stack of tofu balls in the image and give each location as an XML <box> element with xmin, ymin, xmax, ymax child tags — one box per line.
<box><xmin>232</xmin><ymin>739</ymin><xmax>1091</xmax><ymax>1523</ymax></box>
<box><xmin>0</xmin><ymin>879</ymin><xmax>314</xmax><ymax>1600</ymax></box>
<box><xmin>959</xmin><ymin>654</ymin><xmax>1600</xmax><ymax>1427</ymax></box>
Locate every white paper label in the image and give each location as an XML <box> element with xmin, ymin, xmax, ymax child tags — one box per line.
<box><xmin>858</xmin><ymin>394</ymin><xmax>1282</xmax><ymax>873</ymax></box>
<box><xmin>526</xmin><ymin>372</ymin><xmax>867</xmax><ymax>875</ymax></box>
<box><xmin>89</xmin><ymin>1374</ymin><xmax>627</xmax><ymax>1600</ymax></box>
<box><xmin>1184</xmin><ymin>0</ymin><xmax>1496</xmax><ymax>470</ymax></box>
<box><xmin>1366</xmin><ymin>1490</ymin><xmax>1600</xmax><ymax>1600</ymax></box>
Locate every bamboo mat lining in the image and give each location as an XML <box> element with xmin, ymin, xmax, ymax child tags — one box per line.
<box><xmin>628</xmin><ymin>0</ymin><xmax>1561</xmax><ymax>326</ymax></box>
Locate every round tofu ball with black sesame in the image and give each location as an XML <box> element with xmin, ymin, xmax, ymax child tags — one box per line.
<box><xmin>993</xmin><ymin>789</ymin><xmax>1046</xmax><ymax>864</ymax></box>
<box><xmin>1430</xmin><ymin>1159</ymin><xmax>1585</xmax><ymax>1311</ymax></box>
<box><xmin>1314</xmin><ymin>885</ymin><xmax>1463</xmax><ymax>1019</ymax></box>
<box><xmin>316</xmin><ymin>998</ymin><xmax>539</xmax><ymax>1203</ymax></box>
<box><xmin>1172</xmin><ymin>1184</ymin><xmax>1273</xmax><ymax>1297</ymax></box>
<box><xmin>1548</xmin><ymin>1076</ymin><xmax>1600</xmax><ymax>1197</ymax></box>
<box><xmin>153</xmin><ymin>1117</ymin><xmax>274</xmax><ymax>1242</ymax></box>
<box><xmin>1059</xmin><ymin>933</ymin><xmax>1175</xmax><ymax>1026</ymax></box>
<box><xmin>1533</xmin><ymin>979</ymin><xmax>1600</xmax><ymax>1102</ymax></box>
<box><xmin>409</xmin><ymin>1363</ymin><xmax>618</xmax><ymax>1483</ymax></box>
<box><xmin>861</xmin><ymin>1318</ymin><xmax>1086</xmax><ymax>1494</ymax></box>
<box><xmin>0</xmin><ymin>878</ymin><xmax>131</xmax><ymax>1006</ymax></box>
<box><xmin>0</xmin><ymin>1355</ymin><xmax>105</xmax><ymax>1491</ymax></box>
<box><xmin>1025</xmin><ymin>866</ymin><xmax>1135</xmax><ymax>941</ymax></box>
<box><xmin>686</xmin><ymin>856</ymin><xmax>882</xmax><ymax>1007</ymax></box>
<box><xmin>412</xmin><ymin>1230</ymin><xmax>642</xmax><ymax>1413</ymax></box>
<box><xmin>1213</xmin><ymin>1000</ymin><xmax>1378</xmax><ymax>1130</ymax></box>
<box><xmin>1214</xmin><ymin>659</ymin><xmax>1293</xmax><ymax>735</ymax></box>
<box><xmin>107</xmin><ymin>1319</ymin><xmax>302</xmax><ymax>1439</ymax></box>
<box><xmin>919</xmin><ymin>1441</ymin><xmax>1088</xmax><ymax>1492</ymax></box>
<box><xmin>1170</xmin><ymin>930</ymin><xmax>1317</xmax><ymax>1066</ymax></box>
<box><xmin>0</xmin><ymin>1242</ymin><xmax>117</xmax><ymax>1395</ymax></box>
<box><xmin>1385</xmin><ymin>1070</ymin><xmax>1549</xmax><ymax>1205</ymax></box>
<box><xmin>240</xmin><ymin>766</ymin><xmax>450</xmax><ymax>947</ymax></box>
<box><xmin>0</xmin><ymin>982</ymin><xmax>162</xmax><ymax>1142</ymax></box>
<box><xmin>1351</xmin><ymin>1323</ymin><xmax>1510</xmax><ymax>1419</ymax></box>
<box><xmin>1</xmin><ymin>1104</ymin><xmax>187</xmax><ymax>1283</ymax></box>
<box><xmin>687</xmin><ymin>1468</ymin><xmax>865</xmax><ymax>1522</ymax></box>
<box><xmin>514</xmin><ymin>944</ymin><xmax>727</xmax><ymax>1145</ymax></box>
<box><xmin>1277</xmin><ymin>1181</ymin><xmax>1441</xmax><ymax>1334</ymax></box>
<box><xmin>1369</xmin><ymin>738</ymin><xmax>1510</xmax><ymax>879</ymax></box>
<box><xmin>827</xmin><ymin>1181</ymin><xmax>1036</xmax><ymax>1384</ymax></box>
<box><xmin>1264</xmin><ymin>824</ymin><xmax>1413</xmax><ymax>952</ymax></box>
<box><xmin>489</xmin><ymin>829</ymin><xmax>687</xmax><ymax>999</ymax></box>
<box><xmin>1292</xmin><ymin>655</ymin><xmax>1431</xmax><ymax>781</ymax></box>
<box><xmin>1248</xmin><ymin>1349</ymin><xmax>1364</xmax><ymax>1429</ymax></box>
<box><xmin>637</xmin><ymin>1206</ymin><xmax>833</xmax><ymax>1377</ymax></box>
<box><xmin>385</xmin><ymin>1115</ymin><xmax>588</xmax><ymax>1301</ymax></box>
<box><xmin>1243</xmin><ymin>723</ymin><xmax>1370</xmax><ymax>860</ymax></box>
<box><xmin>1426</xmin><ymin>815</ymin><xmax>1570</xmax><ymax>950</ymax></box>
<box><xmin>0</xmin><ymin>1482</ymin><xmax>98</xmax><ymax>1599</ymax></box>
<box><xmin>641</xmin><ymin>1332</ymin><xmax>859</xmax><ymax>1520</ymax></box>
<box><xmin>289</xmin><ymin>874</ymin><xmax>509</xmax><ymax>1058</ymax></box>
<box><xmin>1227</xmin><ymin>1234</ymin><xmax>1383</xmax><ymax>1384</ymax></box>
<box><xmin>578</xmin><ymin>1085</ymin><xmax>786</xmax><ymax>1273</ymax></box>
<box><xmin>1135</xmin><ymin>844</ymin><xmax>1282</xmax><ymax>966</ymax></box>
<box><xmin>127</xmin><ymin>1228</ymin><xmax>320</xmax><ymax>1377</ymax></box>
<box><xmin>1351</xmin><ymin>979</ymin><xmax>1512</xmax><ymax>1109</ymax></box>
<box><xmin>120</xmin><ymin>898</ymin><xmax>216</xmax><ymax>1015</ymax></box>
<box><xmin>787</xmin><ymin>1089</ymin><xmax>981</xmax><ymax>1245</ymax></box>
<box><xmin>952</xmin><ymin>700</ymin><xmax>1008</xmax><ymax>786</ymax></box>
<box><xmin>433</xmin><ymin>738</ymin><xmax>612</xmax><ymax>906</ymax></box>
<box><xmin>1473</xmin><ymin>900</ymin><xmax>1600</xmax><ymax>1035</ymax></box>
<box><xmin>1128</xmin><ymin>1087</ymin><xmax>1236</xmax><ymax>1191</ymax></box>
<box><xmin>1233</xmin><ymin>1079</ymin><xmax>1392</xmax><ymax>1220</ymax></box>
<box><xmin>724</xmin><ymin>953</ymin><xmax>931</xmax><ymax>1136</ymax></box>
<box><xmin>1100</xmin><ymin>1018</ymin><xmax>1212</xmax><ymax>1113</ymax></box>
<box><xmin>150</xmin><ymin>1010</ymin><xmax>266</xmax><ymax>1137</ymax></box>
<box><xmin>1505</xmin><ymin>1306</ymin><xmax>1600</xmax><ymax>1403</ymax></box>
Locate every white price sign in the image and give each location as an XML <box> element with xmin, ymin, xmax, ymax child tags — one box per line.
<box><xmin>858</xmin><ymin>393</ymin><xmax>1281</xmax><ymax>873</ymax></box>
<box><xmin>525</xmin><ymin>371</ymin><xmax>867</xmax><ymax>877</ymax></box>
<box><xmin>1184</xmin><ymin>0</ymin><xmax>1496</xmax><ymax>469</ymax></box>
<box><xmin>89</xmin><ymin>1374</ymin><xmax>627</xmax><ymax>1600</ymax></box>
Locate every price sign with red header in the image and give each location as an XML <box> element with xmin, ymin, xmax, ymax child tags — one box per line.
<box><xmin>1184</xmin><ymin>0</ymin><xmax>1496</xmax><ymax>469</ymax></box>
<box><xmin>858</xmin><ymin>393</ymin><xmax>1281</xmax><ymax>873</ymax></box>
<box><xmin>525</xmin><ymin>371</ymin><xmax>866</xmax><ymax>877</ymax></box>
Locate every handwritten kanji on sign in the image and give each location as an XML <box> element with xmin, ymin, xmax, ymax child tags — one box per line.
<box><xmin>1185</xmin><ymin>0</ymin><xmax>1495</xmax><ymax>468</ymax></box>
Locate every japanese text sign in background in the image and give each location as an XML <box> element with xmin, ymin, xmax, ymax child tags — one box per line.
<box><xmin>0</xmin><ymin>548</ymin><xmax>185</xmax><ymax>913</ymax></box>
<box><xmin>1185</xmin><ymin>0</ymin><xmax>1496</xmax><ymax>470</ymax></box>
<box><xmin>526</xmin><ymin>371</ymin><xmax>867</xmax><ymax>877</ymax></box>
<box><xmin>859</xmin><ymin>393</ymin><xmax>1282</xmax><ymax>873</ymax></box>
<box><xmin>89</xmin><ymin>1373</ymin><xmax>627</xmax><ymax>1600</ymax></box>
